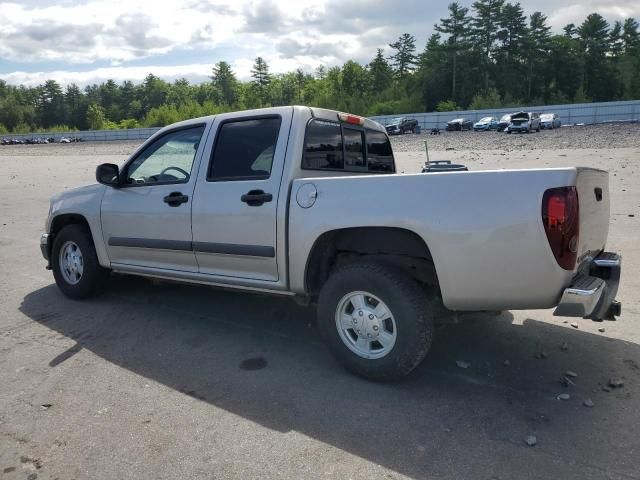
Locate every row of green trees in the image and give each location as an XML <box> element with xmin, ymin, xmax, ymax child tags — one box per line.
<box><xmin>1</xmin><ymin>2</ymin><xmax>639</xmax><ymax>134</ymax></box>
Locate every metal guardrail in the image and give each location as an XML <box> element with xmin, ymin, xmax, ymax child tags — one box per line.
<box><xmin>3</xmin><ymin>100</ymin><xmax>638</xmax><ymax>143</ymax></box>
<box><xmin>3</xmin><ymin>127</ymin><xmax>161</xmax><ymax>143</ymax></box>
<box><xmin>369</xmin><ymin>100</ymin><xmax>640</xmax><ymax>130</ymax></box>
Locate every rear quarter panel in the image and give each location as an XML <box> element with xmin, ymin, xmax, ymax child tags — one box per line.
<box><xmin>289</xmin><ymin>168</ymin><xmax>580</xmax><ymax>311</ymax></box>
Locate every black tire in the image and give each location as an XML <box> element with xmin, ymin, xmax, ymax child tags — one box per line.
<box><xmin>51</xmin><ymin>224</ymin><xmax>107</xmax><ymax>299</ymax></box>
<box><xmin>318</xmin><ymin>262</ymin><xmax>435</xmax><ymax>381</ymax></box>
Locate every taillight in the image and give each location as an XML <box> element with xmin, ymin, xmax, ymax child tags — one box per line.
<box><xmin>337</xmin><ymin>112</ymin><xmax>365</xmax><ymax>126</ymax></box>
<box><xmin>542</xmin><ymin>186</ymin><xmax>579</xmax><ymax>270</ymax></box>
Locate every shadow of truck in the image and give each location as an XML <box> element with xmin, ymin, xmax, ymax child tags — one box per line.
<box><xmin>20</xmin><ymin>275</ymin><xmax>640</xmax><ymax>479</ymax></box>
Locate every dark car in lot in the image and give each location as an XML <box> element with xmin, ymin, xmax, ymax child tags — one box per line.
<box><xmin>446</xmin><ymin>118</ymin><xmax>473</xmax><ymax>131</ymax></box>
<box><xmin>385</xmin><ymin>117</ymin><xmax>419</xmax><ymax>135</ymax></box>
<box><xmin>497</xmin><ymin>114</ymin><xmax>511</xmax><ymax>132</ymax></box>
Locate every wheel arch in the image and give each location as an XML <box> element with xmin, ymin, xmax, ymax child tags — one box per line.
<box><xmin>50</xmin><ymin>213</ymin><xmax>90</xmax><ymax>236</ymax></box>
<box><xmin>48</xmin><ymin>213</ymin><xmax>110</xmax><ymax>268</ymax></box>
<box><xmin>304</xmin><ymin>226</ymin><xmax>439</xmax><ymax>296</ymax></box>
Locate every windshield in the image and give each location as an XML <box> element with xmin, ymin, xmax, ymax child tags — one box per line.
<box><xmin>500</xmin><ymin>114</ymin><xmax>511</xmax><ymax>121</ymax></box>
<box><xmin>388</xmin><ymin>117</ymin><xmax>403</xmax><ymax>124</ymax></box>
<box><xmin>450</xmin><ymin>118</ymin><xmax>463</xmax><ymax>122</ymax></box>
<box><xmin>479</xmin><ymin>117</ymin><xmax>493</xmax><ymax>122</ymax></box>
<box><xmin>540</xmin><ymin>114</ymin><xmax>553</xmax><ymax>121</ymax></box>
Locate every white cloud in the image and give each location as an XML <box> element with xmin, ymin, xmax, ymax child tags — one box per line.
<box><xmin>547</xmin><ymin>2</ymin><xmax>640</xmax><ymax>28</ymax></box>
<box><xmin>1</xmin><ymin>0</ymin><xmax>638</xmax><ymax>87</ymax></box>
<box><xmin>0</xmin><ymin>64</ymin><xmax>213</xmax><ymax>87</ymax></box>
<box><xmin>0</xmin><ymin>0</ymin><xmax>242</xmax><ymax>64</ymax></box>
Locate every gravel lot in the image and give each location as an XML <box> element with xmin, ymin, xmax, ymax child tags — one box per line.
<box><xmin>391</xmin><ymin>122</ymin><xmax>640</xmax><ymax>151</ymax></box>
<box><xmin>1</xmin><ymin>126</ymin><xmax>639</xmax><ymax>479</ymax></box>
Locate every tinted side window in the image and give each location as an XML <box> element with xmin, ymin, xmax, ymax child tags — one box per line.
<box><xmin>343</xmin><ymin>128</ymin><xmax>365</xmax><ymax>168</ymax></box>
<box><xmin>209</xmin><ymin>117</ymin><xmax>281</xmax><ymax>181</ymax></box>
<box><xmin>303</xmin><ymin>120</ymin><xmax>343</xmax><ymax>170</ymax></box>
<box><xmin>366</xmin><ymin>129</ymin><xmax>395</xmax><ymax>172</ymax></box>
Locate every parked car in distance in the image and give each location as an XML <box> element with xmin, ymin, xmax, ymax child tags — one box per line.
<box><xmin>385</xmin><ymin>117</ymin><xmax>419</xmax><ymax>135</ymax></box>
<box><xmin>540</xmin><ymin>113</ymin><xmax>561</xmax><ymax>129</ymax></box>
<box><xmin>446</xmin><ymin>118</ymin><xmax>473</xmax><ymax>131</ymax></box>
<box><xmin>507</xmin><ymin>111</ymin><xmax>541</xmax><ymax>133</ymax></box>
<box><xmin>40</xmin><ymin>106</ymin><xmax>622</xmax><ymax>381</ymax></box>
<box><xmin>497</xmin><ymin>114</ymin><xmax>511</xmax><ymax>132</ymax></box>
<box><xmin>473</xmin><ymin>116</ymin><xmax>498</xmax><ymax>131</ymax></box>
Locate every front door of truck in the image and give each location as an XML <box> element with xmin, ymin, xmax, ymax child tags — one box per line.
<box><xmin>191</xmin><ymin>109</ymin><xmax>292</xmax><ymax>281</ymax></box>
<box><xmin>101</xmin><ymin>124</ymin><xmax>208</xmax><ymax>272</ymax></box>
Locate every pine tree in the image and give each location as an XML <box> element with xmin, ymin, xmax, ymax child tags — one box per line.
<box><xmin>577</xmin><ymin>13</ymin><xmax>613</xmax><ymax>99</ymax></box>
<box><xmin>471</xmin><ymin>0</ymin><xmax>504</xmax><ymax>91</ymax></box>
<box><xmin>86</xmin><ymin>104</ymin><xmax>105</xmax><ymax>130</ymax></box>
<box><xmin>622</xmin><ymin>18</ymin><xmax>640</xmax><ymax>51</ymax></box>
<box><xmin>388</xmin><ymin>33</ymin><xmax>418</xmax><ymax>76</ymax></box>
<box><xmin>211</xmin><ymin>61</ymin><xmax>238</xmax><ymax>106</ymax></box>
<box><xmin>435</xmin><ymin>2</ymin><xmax>472</xmax><ymax>101</ymax></box>
<box><xmin>369</xmin><ymin>49</ymin><xmax>394</xmax><ymax>91</ymax></box>
<box><xmin>251</xmin><ymin>57</ymin><xmax>272</xmax><ymax>107</ymax></box>
<box><xmin>524</xmin><ymin>11</ymin><xmax>551</xmax><ymax>100</ymax></box>
<box><xmin>251</xmin><ymin>57</ymin><xmax>271</xmax><ymax>87</ymax></box>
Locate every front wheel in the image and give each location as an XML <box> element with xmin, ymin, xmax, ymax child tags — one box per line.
<box><xmin>318</xmin><ymin>262</ymin><xmax>435</xmax><ymax>381</ymax></box>
<box><xmin>51</xmin><ymin>224</ymin><xmax>108</xmax><ymax>299</ymax></box>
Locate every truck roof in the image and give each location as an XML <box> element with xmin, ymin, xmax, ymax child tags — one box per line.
<box><xmin>153</xmin><ymin>106</ymin><xmax>387</xmax><ymax>135</ymax></box>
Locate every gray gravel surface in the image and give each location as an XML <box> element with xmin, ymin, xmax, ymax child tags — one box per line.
<box><xmin>390</xmin><ymin>123</ymin><xmax>640</xmax><ymax>152</ymax></box>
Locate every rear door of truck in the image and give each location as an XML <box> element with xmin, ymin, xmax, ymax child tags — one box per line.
<box><xmin>575</xmin><ymin>168</ymin><xmax>610</xmax><ymax>266</ymax></box>
<box><xmin>190</xmin><ymin>107</ymin><xmax>293</xmax><ymax>282</ymax></box>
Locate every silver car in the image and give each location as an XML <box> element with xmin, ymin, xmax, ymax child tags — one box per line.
<box><xmin>507</xmin><ymin>111</ymin><xmax>541</xmax><ymax>133</ymax></box>
<box><xmin>540</xmin><ymin>113</ymin><xmax>561</xmax><ymax>129</ymax></box>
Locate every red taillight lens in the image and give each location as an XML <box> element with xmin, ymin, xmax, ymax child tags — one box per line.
<box><xmin>542</xmin><ymin>186</ymin><xmax>579</xmax><ymax>270</ymax></box>
<box><xmin>337</xmin><ymin>112</ymin><xmax>365</xmax><ymax>126</ymax></box>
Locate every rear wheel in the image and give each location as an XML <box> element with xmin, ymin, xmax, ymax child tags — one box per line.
<box><xmin>318</xmin><ymin>262</ymin><xmax>435</xmax><ymax>381</ymax></box>
<box><xmin>51</xmin><ymin>224</ymin><xmax>107</xmax><ymax>299</ymax></box>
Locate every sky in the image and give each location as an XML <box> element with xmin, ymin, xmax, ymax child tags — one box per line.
<box><xmin>0</xmin><ymin>0</ymin><xmax>639</xmax><ymax>87</ymax></box>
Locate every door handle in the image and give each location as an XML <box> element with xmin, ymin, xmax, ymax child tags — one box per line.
<box><xmin>241</xmin><ymin>189</ymin><xmax>273</xmax><ymax>207</ymax></box>
<box><xmin>163</xmin><ymin>191</ymin><xmax>189</xmax><ymax>207</ymax></box>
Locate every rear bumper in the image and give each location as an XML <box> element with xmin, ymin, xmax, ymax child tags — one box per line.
<box><xmin>554</xmin><ymin>252</ymin><xmax>622</xmax><ymax>320</ymax></box>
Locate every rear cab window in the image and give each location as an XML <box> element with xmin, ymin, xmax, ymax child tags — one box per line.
<box><xmin>302</xmin><ymin>119</ymin><xmax>395</xmax><ymax>173</ymax></box>
<box><xmin>208</xmin><ymin>116</ymin><xmax>281</xmax><ymax>181</ymax></box>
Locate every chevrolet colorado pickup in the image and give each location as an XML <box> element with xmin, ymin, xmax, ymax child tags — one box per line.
<box><xmin>40</xmin><ymin>106</ymin><xmax>622</xmax><ymax>380</ymax></box>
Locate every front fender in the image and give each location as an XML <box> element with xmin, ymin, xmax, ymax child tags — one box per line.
<box><xmin>47</xmin><ymin>184</ymin><xmax>110</xmax><ymax>268</ymax></box>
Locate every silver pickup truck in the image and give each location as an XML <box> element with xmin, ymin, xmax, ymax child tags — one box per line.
<box><xmin>40</xmin><ymin>106</ymin><xmax>622</xmax><ymax>380</ymax></box>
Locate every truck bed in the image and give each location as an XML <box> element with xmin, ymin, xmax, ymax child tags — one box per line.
<box><xmin>288</xmin><ymin>167</ymin><xmax>609</xmax><ymax>311</ymax></box>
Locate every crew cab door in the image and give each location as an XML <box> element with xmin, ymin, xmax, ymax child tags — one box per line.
<box><xmin>191</xmin><ymin>109</ymin><xmax>292</xmax><ymax>281</ymax></box>
<box><xmin>100</xmin><ymin>124</ymin><xmax>208</xmax><ymax>271</ymax></box>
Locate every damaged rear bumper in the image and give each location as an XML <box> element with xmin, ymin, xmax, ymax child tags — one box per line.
<box><xmin>554</xmin><ymin>252</ymin><xmax>621</xmax><ymax>321</ymax></box>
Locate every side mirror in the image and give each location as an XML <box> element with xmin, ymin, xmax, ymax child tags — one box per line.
<box><xmin>96</xmin><ymin>163</ymin><xmax>120</xmax><ymax>187</ymax></box>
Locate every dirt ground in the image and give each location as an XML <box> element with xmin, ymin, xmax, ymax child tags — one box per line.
<box><xmin>1</xmin><ymin>129</ymin><xmax>639</xmax><ymax>479</ymax></box>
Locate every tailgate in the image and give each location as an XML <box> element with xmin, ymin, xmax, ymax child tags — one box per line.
<box><xmin>575</xmin><ymin>168</ymin><xmax>610</xmax><ymax>267</ymax></box>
